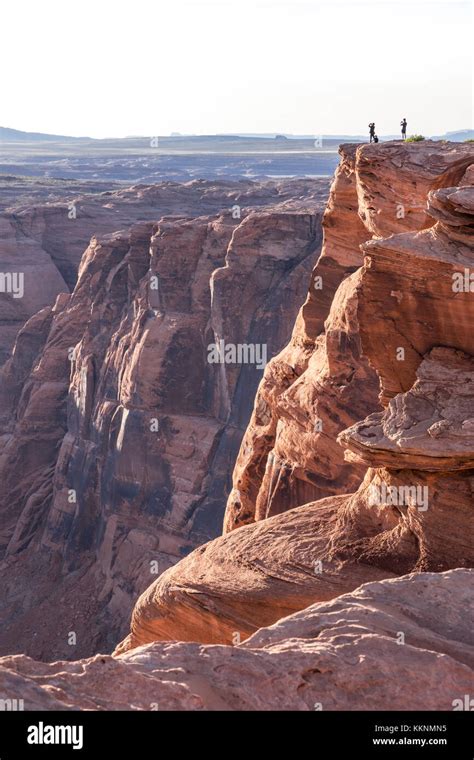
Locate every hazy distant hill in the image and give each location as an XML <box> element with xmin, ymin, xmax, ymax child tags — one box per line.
<box><xmin>431</xmin><ymin>129</ymin><xmax>474</xmax><ymax>142</ymax></box>
<box><xmin>2</xmin><ymin>126</ymin><xmax>472</xmax><ymax>145</ymax></box>
<box><xmin>0</xmin><ymin>126</ymin><xmax>88</xmax><ymax>142</ymax></box>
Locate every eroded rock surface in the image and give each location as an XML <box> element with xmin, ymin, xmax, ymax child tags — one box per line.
<box><xmin>1</xmin><ymin>570</ymin><xmax>471</xmax><ymax>711</ymax></box>
<box><xmin>340</xmin><ymin>347</ymin><xmax>474</xmax><ymax>471</ymax></box>
<box><xmin>224</xmin><ymin>141</ymin><xmax>474</xmax><ymax>532</ymax></box>
<box><xmin>0</xmin><ymin>178</ymin><xmax>328</xmax><ymax>363</ymax></box>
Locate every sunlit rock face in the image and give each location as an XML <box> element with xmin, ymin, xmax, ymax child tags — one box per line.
<box><xmin>224</xmin><ymin>141</ymin><xmax>474</xmax><ymax>532</ymax></box>
<box><xmin>120</xmin><ymin>144</ymin><xmax>473</xmax><ymax>651</ymax></box>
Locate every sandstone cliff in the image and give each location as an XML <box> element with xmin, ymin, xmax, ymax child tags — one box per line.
<box><xmin>118</xmin><ymin>142</ymin><xmax>474</xmax><ymax>651</ymax></box>
<box><xmin>225</xmin><ymin>140</ymin><xmax>474</xmax><ymax>531</ymax></box>
<box><xmin>0</xmin><ymin>186</ymin><xmax>327</xmax><ymax>659</ymax></box>
<box><xmin>0</xmin><ymin>142</ymin><xmax>472</xmax><ymax>713</ymax></box>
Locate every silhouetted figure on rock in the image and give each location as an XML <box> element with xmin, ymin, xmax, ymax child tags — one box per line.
<box><xmin>369</xmin><ymin>122</ymin><xmax>376</xmax><ymax>142</ymax></box>
<box><xmin>401</xmin><ymin>118</ymin><xmax>407</xmax><ymax>140</ymax></box>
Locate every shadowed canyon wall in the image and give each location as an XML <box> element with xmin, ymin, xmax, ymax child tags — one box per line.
<box><xmin>0</xmin><ymin>182</ymin><xmax>328</xmax><ymax>659</ymax></box>
<box><xmin>0</xmin><ymin>179</ymin><xmax>327</xmax><ymax>364</ymax></box>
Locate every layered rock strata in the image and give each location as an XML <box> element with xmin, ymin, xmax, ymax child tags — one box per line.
<box><xmin>0</xmin><ymin>178</ymin><xmax>329</xmax><ymax>363</ymax></box>
<box><xmin>0</xmin><ymin>203</ymin><xmax>324</xmax><ymax>659</ymax></box>
<box><xmin>118</xmin><ymin>149</ymin><xmax>473</xmax><ymax>650</ymax></box>
<box><xmin>224</xmin><ymin>141</ymin><xmax>474</xmax><ymax>532</ymax></box>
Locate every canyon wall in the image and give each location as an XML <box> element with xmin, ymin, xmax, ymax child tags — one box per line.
<box><xmin>0</xmin><ymin>142</ymin><xmax>472</xmax><ymax>712</ymax></box>
<box><xmin>118</xmin><ymin>141</ymin><xmax>474</xmax><ymax>651</ymax></box>
<box><xmin>0</xmin><ymin>185</ymin><xmax>327</xmax><ymax>659</ymax></box>
<box><xmin>0</xmin><ymin>179</ymin><xmax>327</xmax><ymax>364</ymax></box>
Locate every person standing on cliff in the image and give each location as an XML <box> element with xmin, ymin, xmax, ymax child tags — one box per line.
<box><xmin>400</xmin><ymin>118</ymin><xmax>407</xmax><ymax>140</ymax></box>
<box><xmin>369</xmin><ymin>122</ymin><xmax>376</xmax><ymax>142</ymax></box>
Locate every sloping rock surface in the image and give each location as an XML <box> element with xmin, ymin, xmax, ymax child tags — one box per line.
<box><xmin>0</xmin><ymin>570</ymin><xmax>471</xmax><ymax>711</ymax></box>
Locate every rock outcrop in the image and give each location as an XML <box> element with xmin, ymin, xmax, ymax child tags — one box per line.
<box><xmin>119</xmin><ymin>143</ymin><xmax>474</xmax><ymax>651</ymax></box>
<box><xmin>0</xmin><ymin>570</ymin><xmax>472</xmax><ymax>710</ymax></box>
<box><xmin>224</xmin><ymin>141</ymin><xmax>474</xmax><ymax>532</ymax></box>
<box><xmin>0</xmin><ymin>188</ymin><xmax>327</xmax><ymax>660</ymax></box>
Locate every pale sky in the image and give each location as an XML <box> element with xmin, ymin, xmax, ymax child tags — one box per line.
<box><xmin>1</xmin><ymin>0</ymin><xmax>472</xmax><ymax>137</ymax></box>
